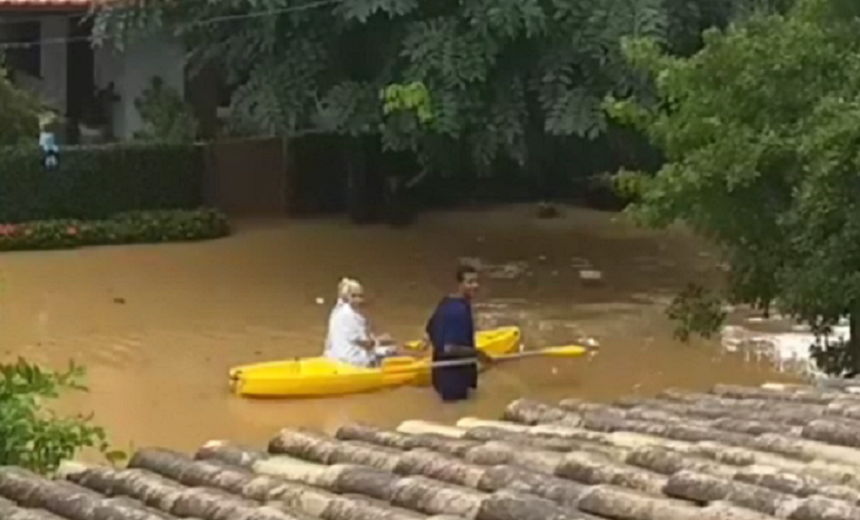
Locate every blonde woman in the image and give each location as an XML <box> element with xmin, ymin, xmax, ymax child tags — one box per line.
<box><xmin>324</xmin><ymin>278</ymin><xmax>396</xmax><ymax>367</ymax></box>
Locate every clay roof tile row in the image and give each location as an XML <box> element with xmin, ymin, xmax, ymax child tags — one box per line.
<box><xmin>3</xmin><ymin>381</ymin><xmax>860</xmax><ymax>520</ymax></box>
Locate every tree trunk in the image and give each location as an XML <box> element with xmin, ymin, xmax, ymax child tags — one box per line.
<box><xmin>848</xmin><ymin>311</ymin><xmax>860</xmax><ymax>377</ymax></box>
<box><xmin>383</xmin><ymin>176</ymin><xmax>416</xmax><ymax>228</ymax></box>
<box><xmin>346</xmin><ymin>137</ymin><xmax>371</xmax><ymax>224</ymax></box>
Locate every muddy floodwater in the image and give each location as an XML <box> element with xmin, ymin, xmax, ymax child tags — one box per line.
<box><xmin>0</xmin><ymin>205</ymin><xmax>796</xmax><ymax>453</ymax></box>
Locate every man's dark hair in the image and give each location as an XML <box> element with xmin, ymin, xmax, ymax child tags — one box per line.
<box><xmin>456</xmin><ymin>263</ymin><xmax>478</xmax><ymax>282</ymax></box>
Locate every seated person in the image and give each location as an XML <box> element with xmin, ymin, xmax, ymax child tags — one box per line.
<box><xmin>324</xmin><ymin>278</ymin><xmax>395</xmax><ymax>367</ymax></box>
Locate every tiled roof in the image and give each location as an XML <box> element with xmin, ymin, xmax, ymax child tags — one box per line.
<box><xmin>4</xmin><ymin>381</ymin><xmax>860</xmax><ymax>520</ymax></box>
<box><xmin>0</xmin><ymin>0</ymin><xmax>93</xmax><ymax>10</ymax></box>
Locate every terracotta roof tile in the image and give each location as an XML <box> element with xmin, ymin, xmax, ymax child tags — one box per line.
<box><xmin>0</xmin><ymin>0</ymin><xmax>94</xmax><ymax>11</ymax></box>
<box><xmin>2</xmin><ymin>381</ymin><xmax>860</xmax><ymax>520</ymax></box>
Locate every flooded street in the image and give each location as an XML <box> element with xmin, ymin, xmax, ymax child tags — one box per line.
<box><xmin>0</xmin><ymin>205</ymin><xmax>796</xmax><ymax>453</ymax></box>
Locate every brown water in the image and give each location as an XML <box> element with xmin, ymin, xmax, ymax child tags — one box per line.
<box><xmin>0</xmin><ymin>205</ymin><xmax>794</xmax><ymax>454</ymax></box>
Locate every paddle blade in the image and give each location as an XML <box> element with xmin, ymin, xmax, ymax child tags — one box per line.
<box><xmin>541</xmin><ymin>345</ymin><xmax>594</xmax><ymax>357</ymax></box>
<box><xmin>403</xmin><ymin>339</ymin><xmax>428</xmax><ymax>351</ymax></box>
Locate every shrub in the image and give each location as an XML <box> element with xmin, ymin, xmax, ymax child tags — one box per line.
<box><xmin>0</xmin><ymin>143</ymin><xmax>203</xmax><ymax>223</ymax></box>
<box><xmin>134</xmin><ymin>76</ymin><xmax>199</xmax><ymax>143</ymax></box>
<box><xmin>0</xmin><ymin>358</ymin><xmax>125</xmax><ymax>474</ymax></box>
<box><xmin>0</xmin><ymin>208</ymin><xmax>229</xmax><ymax>251</ymax></box>
<box><xmin>0</xmin><ymin>66</ymin><xmax>41</xmax><ymax>146</ymax></box>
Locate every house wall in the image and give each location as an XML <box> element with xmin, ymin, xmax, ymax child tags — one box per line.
<box><xmin>40</xmin><ymin>16</ymin><xmax>67</xmax><ymax>114</ymax></box>
<box><xmin>0</xmin><ymin>15</ymin><xmax>68</xmax><ymax>113</ymax></box>
<box><xmin>94</xmin><ymin>35</ymin><xmax>185</xmax><ymax>140</ymax></box>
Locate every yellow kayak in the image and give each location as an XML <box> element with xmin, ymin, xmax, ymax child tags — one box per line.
<box><xmin>229</xmin><ymin>326</ymin><xmax>521</xmax><ymax>398</ymax></box>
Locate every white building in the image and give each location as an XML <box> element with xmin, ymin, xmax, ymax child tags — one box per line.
<box><xmin>0</xmin><ymin>0</ymin><xmax>187</xmax><ymax>142</ymax></box>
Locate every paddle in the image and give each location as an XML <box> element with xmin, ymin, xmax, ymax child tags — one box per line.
<box><xmin>430</xmin><ymin>344</ymin><xmax>598</xmax><ymax>369</ymax></box>
<box><xmin>383</xmin><ymin>344</ymin><xmax>598</xmax><ymax>373</ymax></box>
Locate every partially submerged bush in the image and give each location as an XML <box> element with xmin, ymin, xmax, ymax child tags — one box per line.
<box><xmin>0</xmin><ymin>208</ymin><xmax>229</xmax><ymax>251</ymax></box>
<box><xmin>0</xmin><ymin>358</ymin><xmax>125</xmax><ymax>474</ymax></box>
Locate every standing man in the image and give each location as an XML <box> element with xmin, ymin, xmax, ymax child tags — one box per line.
<box><xmin>425</xmin><ymin>264</ymin><xmax>492</xmax><ymax>402</ymax></box>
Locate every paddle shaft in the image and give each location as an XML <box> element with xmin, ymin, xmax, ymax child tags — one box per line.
<box><xmin>388</xmin><ymin>345</ymin><xmax>597</xmax><ymax>371</ymax></box>
<box><xmin>431</xmin><ymin>349</ymin><xmax>553</xmax><ymax>369</ymax></box>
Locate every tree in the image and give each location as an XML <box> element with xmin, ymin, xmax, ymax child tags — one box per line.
<box><xmin>0</xmin><ymin>358</ymin><xmax>125</xmax><ymax>474</ymax></box>
<box><xmin>95</xmin><ymin>0</ymin><xmax>678</xmax><ymax>174</ymax></box>
<box><xmin>134</xmin><ymin>76</ymin><xmax>199</xmax><ymax>143</ymax></box>
<box><xmin>0</xmin><ymin>65</ymin><xmax>41</xmax><ymax>146</ymax></box>
<box><xmin>607</xmin><ymin>0</ymin><xmax>860</xmax><ymax>374</ymax></box>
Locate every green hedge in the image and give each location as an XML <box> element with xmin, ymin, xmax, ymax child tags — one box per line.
<box><xmin>0</xmin><ymin>143</ymin><xmax>203</xmax><ymax>223</ymax></box>
<box><xmin>0</xmin><ymin>208</ymin><xmax>229</xmax><ymax>251</ymax></box>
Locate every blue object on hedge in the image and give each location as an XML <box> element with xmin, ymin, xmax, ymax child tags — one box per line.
<box><xmin>39</xmin><ymin>131</ymin><xmax>60</xmax><ymax>170</ymax></box>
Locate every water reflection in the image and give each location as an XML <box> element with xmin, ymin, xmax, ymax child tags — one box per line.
<box><xmin>0</xmin><ymin>205</ymin><xmax>796</xmax><ymax>453</ymax></box>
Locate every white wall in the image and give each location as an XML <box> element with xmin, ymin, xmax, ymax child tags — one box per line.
<box><xmin>94</xmin><ymin>35</ymin><xmax>185</xmax><ymax>140</ymax></box>
<box><xmin>39</xmin><ymin>17</ymin><xmax>67</xmax><ymax>113</ymax></box>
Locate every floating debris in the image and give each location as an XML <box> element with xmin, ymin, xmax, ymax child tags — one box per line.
<box><xmin>459</xmin><ymin>257</ymin><xmax>530</xmax><ymax>280</ymax></box>
<box><xmin>579</xmin><ymin>270</ymin><xmax>603</xmax><ymax>281</ymax></box>
<box><xmin>720</xmin><ymin>322</ymin><xmax>850</xmax><ymax>377</ymax></box>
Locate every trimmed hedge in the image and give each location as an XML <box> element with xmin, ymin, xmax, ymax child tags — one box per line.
<box><xmin>0</xmin><ymin>208</ymin><xmax>229</xmax><ymax>251</ymax></box>
<box><xmin>0</xmin><ymin>143</ymin><xmax>203</xmax><ymax>223</ymax></box>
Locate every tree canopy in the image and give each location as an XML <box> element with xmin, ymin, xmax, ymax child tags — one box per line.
<box><xmin>607</xmin><ymin>0</ymin><xmax>860</xmax><ymax>373</ymax></box>
<box><xmin>94</xmin><ymin>0</ymin><xmax>772</xmax><ymax>173</ymax></box>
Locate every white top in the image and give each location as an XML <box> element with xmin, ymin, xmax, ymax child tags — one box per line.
<box><xmin>324</xmin><ymin>302</ymin><xmax>376</xmax><ymax>367</ymax></box>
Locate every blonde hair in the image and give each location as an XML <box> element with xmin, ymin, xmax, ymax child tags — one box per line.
<box><xmin>337</xmin><ymin>278</ymin><xmax>363</xmax><ymax>302</ymax></box>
